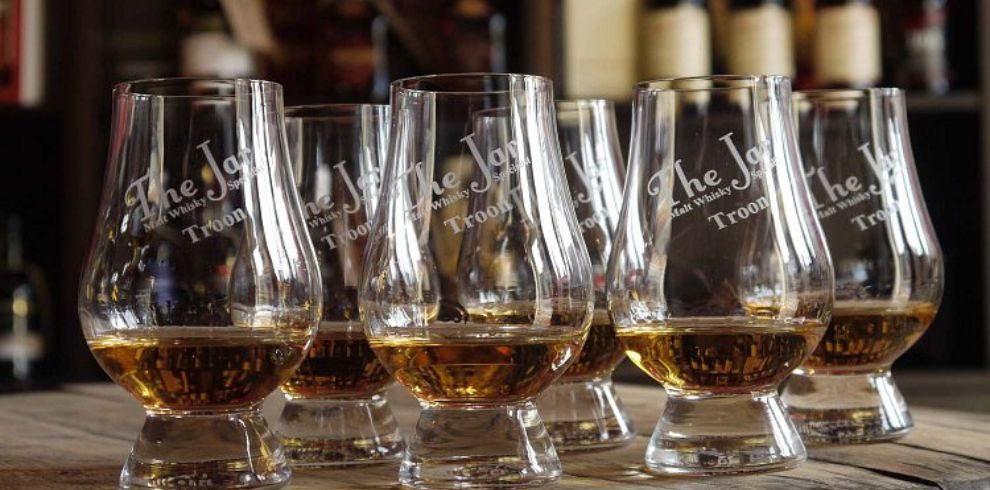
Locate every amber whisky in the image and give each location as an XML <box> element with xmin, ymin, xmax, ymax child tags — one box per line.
<box><xmin>800</xmin><ymin>301</ymin><xmax>937</xmax><ymax>374</ymax></box>
<box><xmin>281</xmin><ymin>323</ymin><xmax>392</xmax><ymax>398</ymax></box>
<box><xmin>619</xmin><ymin>319</ymin><xmax>824</xmax><ymax>394</ymax></box>
<box><xmin>370</xmin><ymin>324</ymin><xmax>582</xmax><ymax>404</ymax></box>
<box><xmin>90</xmin><ymin>327</ymin><xmax>310</xmax><ymax>411</ymax></box>
<box><xmin>559</xmin><ymin>313</ymin><xmax>625</xmax><ymax>382</ymax></box>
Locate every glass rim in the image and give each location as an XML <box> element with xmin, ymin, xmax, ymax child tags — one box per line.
<box><xmin>795</xmin><ymin>87</ymin><xmax>903</xmax><ymax>101</ymax></box>
<box><xmin>634</xmin><ymin>74</ymin><xmax>789</xmax><ymax>93</ymax></box>
<box><xmin>391</xmin><ymin>72</ymin><xmax>553</xmax><ymax>96</ymax></box>
<box><xmin>286</xmin><ymin>103</ymin><xmax>389</xmax><ymax>119</ymax></box>
<box><xmin>113</xmin><ymin>77</ymin><xmax>282</xmax><ymax>100</ymax></box>
<box><xmin>555</xmin><ymin>99</ymin><xmax>613</xmax><ymax>111</ymax></box>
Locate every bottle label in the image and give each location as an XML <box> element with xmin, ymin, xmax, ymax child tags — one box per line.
<box><xmin>641</xmin><ymin>5</ymin><xmax>712</xmax><ymax>78</ymax></box>
<box><xmin>563</xmin><ymin>0</ymin><xmax>638</xmax><ymax>99</ymax></box>
<box><xmin>814</xmin><ymin>4</ymin><xmax>881</xmax><ymax>86</ymax></box>
<box><xmin>728</xmin><ymin>4</ymin><xmax>795</xmax><ymax>77</ymax></box>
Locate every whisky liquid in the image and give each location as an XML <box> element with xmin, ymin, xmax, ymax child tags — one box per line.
<box><xmin>370</xmin><ymin>324</ymin><xmax>582</xmax><ymax>404</ymax></box>
<box><xmin>90</xmin><ymin>327</ymin><xmax>309</xmax><ymax>411</ymax></box>
<box><xmin>619</xmin><ymin>319</ymin><xmax>824</xmax><ymax>394</ymax></box>
<box><xmin>559</xmin><ymin>315</ymin><xmax>625</xmax><ymax>382</ymax></box>
<box><xmin>801</xmin><ymin>301</ymin><xmax>937</xmax><ymax>374</ymax></box>
<box><xmin>281</xmin><ymin>324</ymin><xmax>392</xmax><ymax>399</ymax></box>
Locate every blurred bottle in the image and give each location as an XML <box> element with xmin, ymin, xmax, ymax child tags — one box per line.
<box><xmin>180</xmin><ymin>0</ymin><xmax>254</xmax><ymax>78</ymax></box>
<box><xmin>641</xmin><ymin>0</ymin><xmax>711</xmax><ymax>79</ymax></box>
<box><xmin>561</xmin><ymin>0</ymin><xmax>638</xmax><ymax>99</ymax></box>
<box><xmin>901</xmin><ymin>0</ymin><xmax>949</xmax><ymax>94</ymax></box>
<box><xmin>450</xmin><ymin>0</ymin><xmax>507</xmax><ymax>73</ymax></box>
<box><xmin>0</xmin><ymin>215</ymin><xmax>52</xmax><ymax>391</ymax></box>
<box><xmin>706</xmin><ymin>0</ymin><xmax>730</xmax><ymax>74</ymax></box>
<box><xmin>792</xmin><ymin>0</ymin><xmax>816</xmax><ymax>88</ymax></box>
<box><xmin>814</xmin><ymin>0</ymin><xmax>882</xmax><ymax>88</ymax></box>
<box><xmin>319</xmin><ymin>0</ymin><xmax>378</xmax><ymax>101</ymax></box>
<box><xmin>726</xmin><ymin>0</ymin><xmax>795</xmax><ymax>78</ymax></box>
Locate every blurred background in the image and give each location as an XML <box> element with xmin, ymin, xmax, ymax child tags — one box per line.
<box><xmin>0</xmin><ymin>0</ymin><xmax>986</xmax><ymax>398</ymax></box>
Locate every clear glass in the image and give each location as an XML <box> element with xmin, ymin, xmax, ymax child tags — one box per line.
<box><xmin>783</xmin><ymin>88</ymin><xmax>944</xmax><ymax>444</ymax></box>
<box><xmin>78</xmin><ymin>78</ymin><xmax>322</xmax><ymax>489</ymax></box>
<box><xmin>360</xmin><ymin>73</ymin><xmax>594</xmax><ymax>489</ymax></box>
<box><xmin>536</xmin><ymin>99</ymin><xmax>635</xmax><ymax>452</ymax></box>
<box><xmin>608</xmin><ymin>75</ymin><xmax>834</xmax><ymax>475</ymax></box>
<box><xmin>274</xmin><ymin>104</ymin><xmax>403</xmax><ymax>466</ymax></box>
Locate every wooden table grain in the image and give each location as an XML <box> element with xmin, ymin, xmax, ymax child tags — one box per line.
<box><xmin>2</xmin><ymin>383</ymin><xmax>989</xmax><ymax>489</ymax></box>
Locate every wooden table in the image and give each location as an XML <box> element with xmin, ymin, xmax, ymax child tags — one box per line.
<box><xmin>2</xmin><ymin>383</ymin><xmax>989</xmax><ymax>489</ymax></box>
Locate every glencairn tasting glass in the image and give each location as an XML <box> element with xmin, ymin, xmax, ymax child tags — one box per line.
<box><xmin>360</xmin><ymin>74</ymin><xmax>594</xmax><ymax>489</ymax></box>
<box><xmin>536</xmin><ymin>99</ymin><xmax>635</xmax><ymax>451</ymax></box>
<box><xmin>275</xmin><ymin>104</ymin><xmax>403</xmax><ymax>465</ymax></box>
<box><xmin>608</xmin><ymin>75</ymin><xmax>834</xmax><ymax>475</ymax></box>
<box><xmin>783</xmin><ymin>88</ymin><xmax>943</xmax><ymax>443</ymax></box>
<box><xmin>78</xmin><ymin>79</ymin><xmax>321</xmax><ymax>489</ymax></box>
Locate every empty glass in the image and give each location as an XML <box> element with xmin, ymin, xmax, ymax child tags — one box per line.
<box><xmin>275</xmin><ymin>104</ymin><xmax>403</xmax><ymax>465</ymax></box>
<box><xmin>536</xmin><ymin>99</ymin><xmax>635</xmax><ymax>451</ymax></box>
<box><xmin>783</xmin><ymin>88</ymin><xmax>943</xmax><ymax>443</ymax></box>
<box><xmin>608</xmin><ymin>76</ymin><xmax>834</xmax><ymax>475</ymax></box>
<box><xmin>78</xmin><ymin>79</ymin><xmax>321</xmax><ymax>489</ymax></box>
<box><xmin>360</xmin><ymin>73</ymin><xmax>594</xmax><ymax>488</ymax></box>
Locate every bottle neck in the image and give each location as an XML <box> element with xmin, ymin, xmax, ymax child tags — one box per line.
<box><xmin>0</xmin><ymin>215</ymin><xmax>23</xmax><ymax>270</ymax></box>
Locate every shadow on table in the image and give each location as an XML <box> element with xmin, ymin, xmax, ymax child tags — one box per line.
<box><xmin>292</xmin><ymin>464</ymin><xmax>403</xmax><ymax>489</ymax></box>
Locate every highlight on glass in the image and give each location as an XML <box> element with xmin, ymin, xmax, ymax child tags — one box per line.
<box><xmin>360</xmin><ymin>73</ymin><xmax>594</xmax><ymax>489</ymax></box>
<box><xmin>608</xmin><ymin>75</ymin><xmax>834</xmax><ymax>475</ymax></box>
<box><xmin>78</xmin><ymin>78</ymin><xmax>322</xmax><ymax>489</ymax></box>
<box><xmin>536</xmin><ymin>99</ymin><xmax>635</xmax><ymax>451</ymax></box>
<box><xmin>783</xmin><ymin>88</ymin><xmax>943</xmax><ymax>444</ymax></box>
<box><xmin>275</xmin><ymin>104</ymin><xmax>404</xmax><ymax>466</ymax></box>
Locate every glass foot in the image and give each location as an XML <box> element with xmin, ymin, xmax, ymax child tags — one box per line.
<box><xmin>121</xmin><ymin>409</ymin><xmax>290</xmax><ymax>489</ymax></box>
<box><xmin>783</xmin><ymin>370</ymin><xmax>912</xmax><ymax>444</ymax></box>
<box><xmin>275</xmin><ymin>393</ymin><xmax>404</xmax><ymax>467</ymax></box>
<box><xmin>537</xmin><ymin>377</ymin><xmax>635</xmax><ymax>451</ymax></box>
<box><xmin>646</xmin><ymin>390</ymin><xmax>805</xmax><ymax>476</ymax></box>
<box><xmin>400</xmin><ymin>401</ymin><xmax>560</xmax><ymax>489</ymax></box>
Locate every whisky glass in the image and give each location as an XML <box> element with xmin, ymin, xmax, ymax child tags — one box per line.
<box><xmin>361</xmin><ymin>73</ymin><xmax>594</xmax><ymax>489</ymax></box>
<box><xmin>78</xmin><ymin>79</ymin><xmax>321</xmax><ymax>489</ymax></box>
<box><xmin>783</xmin><ymin>88</ymin><xmax>943</xmax><ymax>443</ymax></box>
<box><xmin>608</xmin><ymin>75</ymin><xmax>834</xmax><ymax>475</ymax></box>
<box><xmin>536</xmin><ymin>99</ymin><xmax>635</xmax><ymax>451</ymax></box>
<box><xmin>275</xmin><ymin>104</ymin><xmax>403</xmax><ymax>466</ymax></box>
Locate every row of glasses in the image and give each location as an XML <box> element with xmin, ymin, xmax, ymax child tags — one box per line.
<box><xmin>78</xmin><ymin>73</ymin><xmax>941</xmax><ymax>489</ymax></box>
<box><xmin>275</xmin><ymin>98</ymin><xmax>636</xmax><ymax>469</ymax></box>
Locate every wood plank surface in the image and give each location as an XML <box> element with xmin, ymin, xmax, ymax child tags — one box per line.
<box><xmin>0</xmin><ymin>383</ymin><xmax>986</xmax><ymax>489</ymax></box>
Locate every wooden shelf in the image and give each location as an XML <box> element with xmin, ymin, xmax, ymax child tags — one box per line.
<box><xmin>906</xmin><ymin>91</ymin><xmax>982</xmax><ymax>114</ymax></box>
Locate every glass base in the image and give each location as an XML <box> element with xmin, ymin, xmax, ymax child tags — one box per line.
<box><xmin>274</xmin><ymin>393</ymin><xmax>404</xmax><ymax>467</ymax></box>
<box><xmin>646</xmin><ymin>390</ymin><xmax>805</xmax><ymax>476</ymax></box>
<box><xmin>121</xmin><ymin>409</ymin><xmax>290</xmax><ymax>489</ymax></box>
<box><xmin>783</xmin><ymin>370</ymin><xmax>912</xmax><ymax>444</ymax></box>
<box><xmin>400</xmin><ymin>401</ymin><xmax>560</xmax><ymax>489</ymax></box>
<box><xmin>537</xmin><ymin>377</ymin><xmax>635</xmax><ymax>451</ymax></box>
